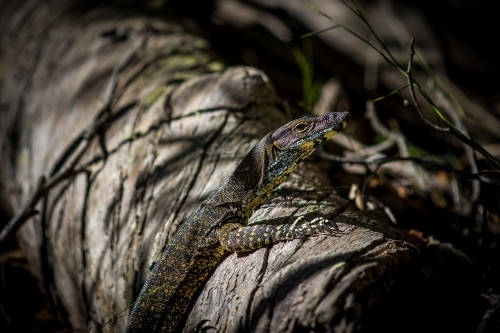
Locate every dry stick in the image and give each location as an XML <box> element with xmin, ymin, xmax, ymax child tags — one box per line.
<box><xmin>406</xmin><ymin>40</ymin><xmax>500</xmax><ymax>169</ymax></box>
<box><xmin>379</xmin><ymin>0</ymin><xmax>500</xmax><ymax>137</ymax></box>
<box><xmin>351</xmin><ymin>0</ymin><xmax>498</xmax><ymax>169</ymax></box>
<box><xmin>342</xmin><ymin>0</ymin><xmax>403</xmax><ymax>70</ymax></box>
<box><xmin>317</xmin><ymin>139</ymin><xmax>393</xmax><ymax>163</ymax></box>
<box><xmin>0</xmin><ymin>44</ymin><xmax>141</xmax><ymax>248</ymax></box>
<box><xmin>320</xmin><ymin>105</ymin><xmax>486</xmax><ymax>208</ymax></box>
<box><xmin>327</xmin><ymin>154</ymin><xmax>499</xmax><ymax>185</ymax></box>
<box><xmin>366</xmin><ymin>102</ymin><xmax>410</xmax><ymax>157</ymax></box>
<box><xmin>322</xmin><ymin>105</ymin><xmax>397</xmax><ymax>160</ymax></box>
<box><xmin>299</xmin><ymin>0</ymin><xmax>398</xmax><ymax>71</ymax></box>
<box><xmin>300</xmin><ymin>0</ymin><xmax>500</xmax><ymax>168</ymax></box>
<box><xmin>434</xmin><ymin>90</ymin><xmax>481</xmax><ymax>201</ymax></box>
<box><xmin>380</xmin><ymin>0</ymin><xmax>481</xmax><ymax>187</ymax></box>
<box><xmin>406</xmin><ymin>38</ymin><xmax>446</xmax><ymax>131</ymax></box>
<box><xmin>365</xmin><ymin>103</ymin><xmax>428</xmax><ymax>193</ymax></box>
<box><xmin>318</xmin><ymin>135</ymin><xmax>499</xmax><ymax>185</ymax></box>
<box><xmin>406</xmin><ymin>37</ymin><xmax>481</xmax><ymax>202</ymax></box>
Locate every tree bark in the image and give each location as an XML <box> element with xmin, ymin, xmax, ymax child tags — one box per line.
<box><xmin>0</xmin><ymin>1</ymin><xmax>417</xmax><ymax>332</ymax></box>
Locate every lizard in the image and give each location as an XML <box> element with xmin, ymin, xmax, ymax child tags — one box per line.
<box><xmin>124</xmin><ymin>111</ymin><xmax>351</xmax><ymax>333</ymax></box>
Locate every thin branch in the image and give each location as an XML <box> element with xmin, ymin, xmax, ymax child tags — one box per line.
<box><xmin>364</xmin><ymin>103</ymin><xmax>429</xmax><ymax>195</ymax></box>
<box><xmin>298</xmin><ymin>0</ymin><xmax>399</xmax><ymax>71</ymax></box>
<box><xmin>299</xmin><ymin>0</ymin><xmax>500</xmax><ymax>169</ymax></box>
<box><xmin>319</xmin><ymin>152</ymin><xmax>500</xmax><ymax>186</ymax></box>
<box><xmin>433</xmin><ymin>90</ymin><xmax>480</xmax><ymax>201</ymax></box>
<box><xmin>406</xmin><ymin>38</ymin><xmax>449</xmax><ymax>131</ymax></box>
<box><xmin>342</xmin><ymin>0</ymin><xmax>403</xmax><ymax>70</ymax></box>
<box><xmin>368</xmin><ymin>84</ymin><xmax>410</xmax><ymax>102</ymax></box>
<box><xmin>379</xmin><ymin>0</ymin><xmax>500</xmax><ymax>138</ymax></box>
<box><xmin>406</xmin><ymin>38</ymin><xmax>500</xmax><ymax>169</ymax></box>
<box><xmin>290</xmin><ymin>24</ymin><xmax>341</xmax><ymax>41</ymax></box>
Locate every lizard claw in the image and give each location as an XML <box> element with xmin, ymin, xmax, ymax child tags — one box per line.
<box><xmin>314</xmin><ymin>217</ymin><xmax>334</xmax><ymax>235</ymax></box>
<box><xmin>320</xmin><ymin>221</ymin><xmax>333</xmax><ymax>234</ymax></box>
<box><xmin>327</xmin><ymin>219</ymin><xmax>340</xmax><ymax>231</ymax></box>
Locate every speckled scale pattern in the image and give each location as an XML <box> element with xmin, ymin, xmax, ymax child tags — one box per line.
<box><xmin>218</xmin><ymin>217</ymin><xmax>339</xmax><ymax>252</ymax></box>
<box><xmin>125</xmin><ymin>112</ymin><xmax>350</xmax><ymax>333</ymax></box>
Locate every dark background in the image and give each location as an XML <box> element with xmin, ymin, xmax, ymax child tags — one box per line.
<box><xmin>1</xmin><ymin>0</ymin><xmax>499</xmax><ymax>332</ymax></box>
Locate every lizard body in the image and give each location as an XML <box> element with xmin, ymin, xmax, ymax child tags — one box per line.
<box><xmin>125</xmin><ymin>111</ymin><xmax>350</xmax><ymax>333</ymax></box>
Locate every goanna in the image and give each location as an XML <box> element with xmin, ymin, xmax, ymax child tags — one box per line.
<box><xmin>125</xmin><ymin>111</ymin><xmax>351</xmax><ymax>333</ymax></box>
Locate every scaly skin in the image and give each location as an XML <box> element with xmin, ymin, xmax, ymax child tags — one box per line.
<box><xmin>125</xmin><ymin>111</ymin><xmax>351</xmax><ymax>333</ymax></box>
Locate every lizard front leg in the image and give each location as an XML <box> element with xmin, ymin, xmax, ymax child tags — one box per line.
<box><xmin>217</xmin><ymin>218</ymin><xmax>339</xmax><ymax>253</ymax></box>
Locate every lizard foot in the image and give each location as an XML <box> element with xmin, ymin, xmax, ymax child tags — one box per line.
<box><xmin>288</xmin><ymin>216</ymin><xmax>340</xmax><ymax>239</ymax></box>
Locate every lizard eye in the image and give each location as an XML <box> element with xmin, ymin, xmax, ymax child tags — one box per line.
<box><xmin>293</xmin><ymin>122</ymin><xmax>311</xmax><ymax>133</ymax></box>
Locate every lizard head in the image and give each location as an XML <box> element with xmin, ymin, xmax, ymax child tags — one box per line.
<box><xmin>265</xmin><ymin>111</ymin><xmax>350</xmax><ymax>184</ymax></box>
<box><xmin>271</xmin><ymin>111</ymin><xmax>350</xmax><ymax>151</ymax></box>
<box><xmin>223</xmin><ymin>111</ymin><xmax>349</xmax><ymax>218</ymax></box>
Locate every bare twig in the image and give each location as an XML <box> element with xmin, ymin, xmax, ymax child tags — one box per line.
<box><xmin>342</xmin><ymin>0</ymin><xmax>403</xmax><ymax>70</ymax></box>
<box><xmin>374</xmin><ymin>0</ymin><xmax>478</xmax><ymax>201</ymax></box>
<box><xmin>406</xmin><ymin>38</ymin><xmax>482</xmax><ymax>202</ymax></box>
<box><xmin>406</xmin><ymin>38</ymin><xmax>448</xmax><ymax>131</ymax></box>
<box><xmin>298</xmin><ymin>0</ymin><xmax>399</xmax><ymax>71</ymax></box>
<box><xmin>321</xmin><ymin>153</ymin><xmax>499</xmax><ymax>186</ymax></box>
<box><xmin>433</xmin><ymin>90</ymin><xmax>480</xmax><ymax>201</ymax></box>
<box><xmin>367</xmin><ymin>103</ymin><xmax>429</xmax><ymax>192</ymax></box>
<box><xmin>406</xmin><ymin>39</ymin><xmax>500</xmax><ymax>169</ymax></box>
<box><xmin>366</xmin><ymin>102</ymin><xmax>411</xmax><ymax>156</ymax></box>
<box><xmin>379</xmin><ymin>0</ymin><xmax>500</xmax><ymax>138</ymax></box>
<box><xmin>299</xmin><ymin>0</ymin><xmax>500</xmax><ymax>169</ymax></box>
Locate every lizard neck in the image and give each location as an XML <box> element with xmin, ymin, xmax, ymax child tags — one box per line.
<box><xmin>206</xmin><ymin>133</ymin><xmax>276</xmax><ymax>220</ymax></box>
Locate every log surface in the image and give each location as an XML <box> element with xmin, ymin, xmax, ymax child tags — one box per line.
<box><xmin>0</xmin><ymin>1</ymin><xmax>418</xmax><ymax>332</ymax></box>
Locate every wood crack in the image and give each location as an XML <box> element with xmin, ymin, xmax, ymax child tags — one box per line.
<box><xmin>244</xmin><ymin>248</ymin><xmax>270</xmax><ymax>332</ymax></box>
